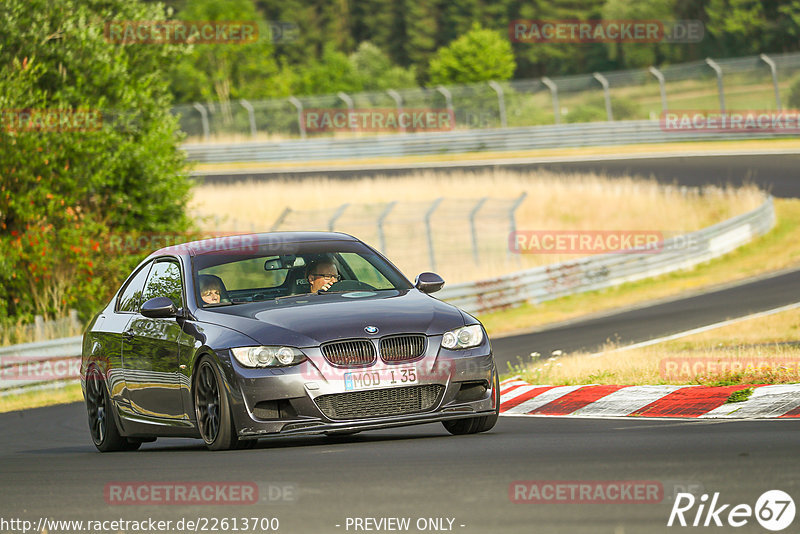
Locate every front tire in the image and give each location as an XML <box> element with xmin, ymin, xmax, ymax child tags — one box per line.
<box><xmin>85</xmin><ymin>366</ymin><xmax>128</xmax><ymax>452</ymax></box>
<box><xmin>194</xmin><ymin>356</ymin><xmax>244</xmax><ymax>451</ymax></box>
<box><xmin>442</xmin><ymin>371</ymin><xmax>500</xmax><ymax>435</ymax></box>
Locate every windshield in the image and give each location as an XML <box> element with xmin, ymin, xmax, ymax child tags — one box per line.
<box><xmin>192</xmin><ymin>239</ymin><xmax>412</xmax><ymax>308</ymax></box>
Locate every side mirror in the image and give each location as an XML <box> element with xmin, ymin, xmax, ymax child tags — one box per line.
<box><xmin>141</xmin><ymin>297</ymin><xmax>178</xmax><ymax>318</ymax></box>
<box><xmin>415</xmin><ymin>272</ymin><xmax>444</xmax><ymax>294</ymax></box>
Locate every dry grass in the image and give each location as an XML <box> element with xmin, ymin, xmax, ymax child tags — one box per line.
<box><xmin>191</xmin><ymin>170</ymin><xmax>763</xmax><ymax>284</ymax></box>
<box><xmin>510</xmin><ymin>307</ymin><xmax>800</xmax><ymax>386</ymax></box>
<box><xmin>481</xmin><ymin>198</ymin><xmax>800</xmax><ymax>336</ymax></box>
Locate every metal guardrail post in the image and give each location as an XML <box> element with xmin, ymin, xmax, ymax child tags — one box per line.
<box><xmin>508</xmin><ymin>192</ymin><xmax>527</xmax><ymax>260</ymax></box>
<box><xmin>436</xmin><ymin>85</ymin><xmax>454</xmax><ymax>114</ymax></box>
<box><xmin>469</xmin><ymin>197</ymin><xmax>488</xmax><ymax>265</ymax></box>
<box><xmin>541</xmin><ymin>77</ymin><xmax>560</xmax><ymax>125</ymax></box>
<box><xmin>270</xmin><ymin>207</ymin><xmax>291</xmax><ymax>231</ymax></box>
<box><xmin>377</xmin><ymin>201</ymin><xmax>396</xmax><ymax>253</ymax></box>
<box><xmin>425</xmin><ymin>198</ymin><xmax>443</xmax><ymax>272</ymax></box>
<box><xmin>239</xmin><ymin>99</ymin><xmax>257</xmax><ymax>138</ymax></box>
<box><xmin>337</xmin><ymin>92</ymin><xmax>356</xmax><ymax>133</ymax></box>
<box><xmin>705</xmin><ymin>58</ymin><xmax>726</xmax><ymax>113</ymax></box>
<box><xmin>592</xmin><ymin>72</ymin><xmax>613</xmax><ymax>121</ymax></box>
<box><xmin>387</xmin><ymin>89</ymin><xmax>405</xmax><ymax>133</ymax></box>
<box><xmin>488</xmin><ymin>81</ymin><xmax>508</xmax><ymax>128</ymax></box>
<box><xmin>648</xmin><ymin>66</ymin><xmax>668</xmax><ymax>113</ymax></box>
<box><xmin>328</xmin><ymin>203</ymin><xmax>349</xmax><ymax>231</ymax></box>
<box><xmin>760</xmin><ymin>54</ymin><xmax>782</xmax><ymax>110</ymax></box>
<box><xmin>192</xmin><ymin>102</ymin><xmax>210</xmax><ymax>141</ymax></box>
<box><xmin>69</xmin><ymin>309</ymin><xmax>80</xmax><ymax>332</ymax></box>
<box><xmin>288</xmin><ymin>96</ymin><xmax>306</xmax><ymax>139</ymax></box>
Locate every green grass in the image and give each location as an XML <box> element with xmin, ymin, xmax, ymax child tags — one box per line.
<box><xmin>726</xmin><ymin>387</ymin><xmax>755</xmax><ymax>403</ymax></box>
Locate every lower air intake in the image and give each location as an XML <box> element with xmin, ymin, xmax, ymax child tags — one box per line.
<box><xmin>314</xmin><ymin>385</ymin><xmax>444</xmax><ymax>420</ymax></box>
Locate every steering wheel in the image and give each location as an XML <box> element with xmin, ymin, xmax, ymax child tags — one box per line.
<box><xmin>319</xmin><ymin>279</ymin><xmax>376</xmax><ymax>293</ymax></box>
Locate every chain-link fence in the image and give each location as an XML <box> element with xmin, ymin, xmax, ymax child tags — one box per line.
<box><xmin>196</xmin><ymin>194</ymin><xmax>527</xmax><ymax>283</ymax></box>
<box><xmin>175</xmin><ymin>52</ymin><xmax>800</xmax><ymax>142</ymax></box>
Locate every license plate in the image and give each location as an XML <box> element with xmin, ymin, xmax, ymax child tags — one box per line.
<box><xmin>344</xmin><ymin>367</ymin><xmax>418</xmax><ymax>391</ymax></box>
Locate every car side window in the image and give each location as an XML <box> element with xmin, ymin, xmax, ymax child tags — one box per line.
<box><xmin>142</xmin><ymin>260</ymin><xmax>184</xmax><ymax>309</ymax></box>
<box><xmin>117</xmin><ymin>263</ymin><xmax>152</xmax><ymax>313</ymax></box>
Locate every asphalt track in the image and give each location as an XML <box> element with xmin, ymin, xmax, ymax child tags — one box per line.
<box><xmin>0</xmin><ymin>403</ymin><xmax>797</xmax><ymax>534</ymax></box>
<box><xmin>195</xmin><ymin>153</ymin><xmax>800</xmax><ymax>198</ymax></box>
<box><xmin>491</xmin><ymin>267</ymin><xmax>800</xmax><ymax>372</ymax></box>
<box><xmin>1</xmin><ymin>152</ymin><xmax>798</xmax><ymax>533</ymax></box>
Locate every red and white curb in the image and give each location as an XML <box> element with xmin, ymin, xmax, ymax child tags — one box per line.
<box><xmin>499</xmin><ymin>377</ymin><xmax>800</xmax><ymax>419</ymax></box>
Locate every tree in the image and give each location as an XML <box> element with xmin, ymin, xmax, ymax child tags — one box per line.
<box><xmin>349</xmin><ymin>42</ymin><xmax>417</xmax><ymax>91</ymax></box>
<box><xmin>294</xmin><ymin>44</ymin><xmax>363</xmax><ymax>95</ymax></box>
<box><xmin>0</xmin><ymin>0</ymin><xmax>193</xmax><ymax>323</ymax></box>
<box><xmin>166</xmin><ymin>0</ymin><xmax>290</xmax><ymax>106</ymax></box>
<box><xmin>601</xmin><ymin>0</ymin><xmax>674</xmax><ymax>69</ymax></box>
<box><xmin>428</xmin><ymin>23</ymin><xmax>516</xmax><ymax>84</ymax></box>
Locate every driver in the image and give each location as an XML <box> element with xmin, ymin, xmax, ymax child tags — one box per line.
<box><xmin>306</xmin><ymin>258</ymin><xmax>340</xmax><ymax>293</ymax></box>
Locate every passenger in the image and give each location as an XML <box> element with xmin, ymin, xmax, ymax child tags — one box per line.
<box><xmin>198</xmin><ymin>275</ymin><xmax>224</xmax><ymax>304</ymax></box>
<box><xmin>306</xmin><ymin>258</ymin><xmax>340</xmax><ymax>293</ymax></box>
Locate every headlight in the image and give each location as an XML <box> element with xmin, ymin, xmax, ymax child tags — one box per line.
<box><xmin>441</xmin><ymin>325</ymin><xmax>484</xmax><ymax>350</ymax></box>
<box><xmin>231</xmin><ymin>346</ymin><xmax>306</xmax><ymax>368</ymax></box>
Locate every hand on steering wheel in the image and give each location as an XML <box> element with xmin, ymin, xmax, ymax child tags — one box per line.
<box><xmin>318</xmin><ymin>280</ymin><xmax>335</xmax><ymax>292</ymax></box>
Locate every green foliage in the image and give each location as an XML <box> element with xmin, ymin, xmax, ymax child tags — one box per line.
<box><xmin>158</xmin><ymin>0</ymin><xmax>800</xmax><ymax>101</ymax></box>
<box><xmin>166</xmin><ymin>0</ymin><xmax>290</xmax><ymax>103</ymax></box>
<box><xmin>726</xmin><ymin>387</ymin><xmax>754</xmax><ymax>403</ymax></box>
<box><xmin>428</xmin><ymin>24</ymin><xmax>516</xmax><ymax>85</ymax></box>
<box><xmin>565</xmin><ymin>96</ymin><xmax>641</xmax><ymax>123</ymax></box>
<box><xmin>601</xmin><ymin>0</ymin><xmax>674</xmax><ymax>68</ymax></box>
<box><xmin>0</xmin><ymin>0</ymin><xmax>193</xmax><ymax>323</ymax></box>
<box><xmin>349</xmin><ymin>42</ymin><xmax>417</xmax><ymax>91</ymax></box>
<box><xmin>787</xmin><ymin>74</ymin><xmax>800</xmax><ymax>108</ymax></box>
<box><xmin>294</xmin><ymin>44</ymin><xmax>363</xmax><ymax>95</ymax></box>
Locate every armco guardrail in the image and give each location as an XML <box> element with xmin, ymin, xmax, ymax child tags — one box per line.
<box><xmin>183</xmin><ymin>120</ymin><xmax>790</xmax><ymax>164</ymax></box>
<box><xmin>0</xmin><ymin>196</ymin><xmax>775</xmax><ymax>393</ymax></box>
<box><xmin>0</xmin><ymin>336</ymin><xmax>82</xmax><ymax>394</ymax></box>
<box><xmin>438</xmin><ymin>196</ymin><xmax>775</xmax><ymax>315</ymax></box>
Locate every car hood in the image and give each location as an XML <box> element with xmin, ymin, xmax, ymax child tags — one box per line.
<box><xmin>196</xmin><ymin>289</ymin><xmax>465</xmax><ymax>347</ymax></box>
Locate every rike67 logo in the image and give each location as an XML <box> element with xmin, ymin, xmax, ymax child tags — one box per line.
<box><xmin>668</xmin><ymin>490</ymin><xmax>795</xmax><ymax>531</ymax></box>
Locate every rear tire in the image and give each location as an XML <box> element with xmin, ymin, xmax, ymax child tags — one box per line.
<box><xmin>85</xmin><ymin>366</ymin><xmax>129</xmax><ymax>452</ymax></box>
<box><xmin>442</xmin><ymin>371</ymin><xmax>500</xmax><ymax>435</ymax></box>
<box><xmin>194</xmin><ymin>356</ymin><xmax>243</xmax><ymax>451</ymax></box>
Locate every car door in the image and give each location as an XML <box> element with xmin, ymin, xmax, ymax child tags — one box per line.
<box><xmin>110</xmin><ymin>261</ymin><xmax>153</xmax><ymax>406</ymax></box>
<box><xmin>122</xmin><ymin>258</ymin><xmax>188</xmax><ymax>420</ymax></box>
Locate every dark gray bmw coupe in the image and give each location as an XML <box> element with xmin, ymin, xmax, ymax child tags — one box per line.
<box><xmin>81</xmin><ymin>232</ymin><xmax>499</xmax><ymax>451</ymax></box>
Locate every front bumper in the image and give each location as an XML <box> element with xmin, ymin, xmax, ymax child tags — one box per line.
<box><xmin>225</xmin><ymin>337</ymin><xmax>497</xmax><ymax>438</ymax></box>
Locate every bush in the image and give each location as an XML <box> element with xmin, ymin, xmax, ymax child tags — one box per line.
<box><xmin>428</xmin><ymin>23</ymin><xmax>515</xmax><ymax>85</ymax></box>
<box><xmin>787</xmin><ymin>74</ymin><xmax>800</xmax><ymax>109</ymax></box>
<box><xmin>0</xmin><ymin>0</ymin><xmax>193</xmax><ymax>324</ymax></box>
